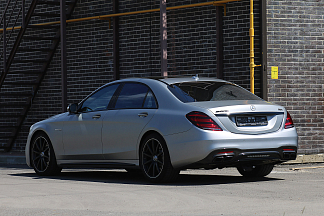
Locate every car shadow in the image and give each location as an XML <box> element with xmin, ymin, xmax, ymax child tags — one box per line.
<box><xmin>9</xmin><ymin>168</ymin><xmax>283</xmax><ymax>186</ymax></box>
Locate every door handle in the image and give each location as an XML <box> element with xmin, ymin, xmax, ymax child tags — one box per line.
<box><xmin>92</xmin><ymin>114</ymin><xmax>101</xmax><ymax>119</ymax></box>
<box><xmin>138</xmin><ymin>112</ymin><xmax>148</xmax><ymax>118</ymax></box>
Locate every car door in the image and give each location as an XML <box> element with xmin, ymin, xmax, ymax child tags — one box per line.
<box><xmin>62</xmin><ymin>84</ymin><xmax>120</xmax><ymax>159</ymax></box>
<box><xmin>102</xmin><ymin>82</ymin><xmax>158</xmax><ymax>160</ymax></box>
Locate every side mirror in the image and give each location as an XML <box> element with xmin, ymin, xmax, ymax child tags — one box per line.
<box><xmin>67</xmin><ymin>103</ymin><xmax>78</xmax><ymax>114</ymax></box>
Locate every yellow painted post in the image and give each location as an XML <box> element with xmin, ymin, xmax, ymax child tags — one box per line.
<box><xmin>249</xmin><ymin>0</ymin><xmax>255</xmax><ymax>94</ymax></box>
<box><xmin>249</xmin><ymin>0</ymin><xmax>261</xmax><ymax>94</ymax></box>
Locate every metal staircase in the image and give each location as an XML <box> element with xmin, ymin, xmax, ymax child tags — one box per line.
<box><xmin>0</xmin><ymin>0</ymin><xmax>78</xmax><ymax>151</ymax></box>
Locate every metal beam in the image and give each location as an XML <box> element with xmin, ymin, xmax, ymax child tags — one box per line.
<box><xmin>22</xmin><ymin>0</ymin><xmax>25</xmax><ymax>28</ymax></box>
<box><xmin>260</xmin><ymin>0</ymin><xmax>268</xmax><ymax>100</ymax></box>
<box><xmin>216</xmin><ymin>6</ymin><xmax>223</xmax><ymax>79</ymax></box>
<box><xmin>160</xmin><ymin>0</ymin><xmax>167</xmax><ymax>77</ymax></box>
<box><xmin>60</xmin><ymin>0</ymin><xmax>67</xmax><ymax>112</ymax></box>
<box><xmin>113</xmin><ymin>0</ymin><xmax>120</xmax><ymax>80</ymax></box>
<box><xmin>3</xmin><ymin>14</ymin><xmax>6</xmax><ymax>77</ymax></box>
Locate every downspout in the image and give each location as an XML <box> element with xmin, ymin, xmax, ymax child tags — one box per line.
<box><xmin>249</xmin><ymin>0</ymin><xmax>261</xmax><ymax>94</ymax></box>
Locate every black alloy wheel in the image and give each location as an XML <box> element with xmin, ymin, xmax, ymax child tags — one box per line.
<box><xmin>140</xmin><ymin>134</ymin><xmax>179</xmax><ymax>183</ymax></box>
<box><xmin>31</xmin><ymin>132</ymin><xmax>62</xmax><ymax>176</ymax></box>
<box><xmin>237</xmin><ymin>164</ymin><xmax>274</xmax><ymax>177</ymax></box>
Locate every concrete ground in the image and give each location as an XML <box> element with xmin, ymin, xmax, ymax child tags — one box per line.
<box><xmin>0</xmin><ymin>163</ymin><xmax>324</xmax><ymax>216</ymax></box>
<box><xmin>1</xmin><ymin>152</ymin><xmax>323</xmax><ymax>165</ymax></box>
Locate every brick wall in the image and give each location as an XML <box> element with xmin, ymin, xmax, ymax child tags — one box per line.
<box><xmin>1</xmin><ymin>0</ymin><xmax>260</xmax><ymax>151</ymax></box>
<box><xmin>267</xmin><ymin>0</ymin><xmax>324</xmax><ymax>154</ymax></box>
<box><xmin>224</xmin><ymin>0</ymin><xmax>262</xmax><ymax>92</ymax></box>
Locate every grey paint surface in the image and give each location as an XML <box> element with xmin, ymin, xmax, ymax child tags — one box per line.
<box><xmin>0</xmin><ymin>164</ymin><xmax>324</xmax><ymax>216</ymax></box>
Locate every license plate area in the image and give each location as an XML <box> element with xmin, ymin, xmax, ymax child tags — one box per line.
<box><xmin>236</xmin><ymin>116</ymin><xmax>268</xmax><ymax>127</ymax></box>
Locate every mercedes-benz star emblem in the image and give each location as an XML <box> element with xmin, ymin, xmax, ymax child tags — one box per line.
<box><xmin>250</xmin><ymin>105</ymin><xmax>256</xmax><ymax>111</ymax></box>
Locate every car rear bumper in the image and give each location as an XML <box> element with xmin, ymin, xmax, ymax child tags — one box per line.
<box><xmin>164</xmin><ymin>127</ymin><xmax>298</xmax><ymax>169</ymax></box>
<box><xmin>183</xmin><ymin>147</ymin><xmax>297</xmax><ymax>169</ymax></box>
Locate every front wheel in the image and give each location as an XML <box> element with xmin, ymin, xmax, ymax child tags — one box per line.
<box><xmin>237</xmin><ymin>164</ymin><xmax>274</xmax><ymax>177</ymax></box>
<box><xmin>31</xmin><ymin>132</ymin><xmax>62</xmax><ymax>176</ymax></box>
<box><xmin>140</xmin><ymin>134</ymin><xmax>179</xmax><ymax>183</ymax></box>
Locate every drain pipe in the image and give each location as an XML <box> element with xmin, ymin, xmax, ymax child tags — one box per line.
<box><xmin>249</xmin><ymin>0</ymin><xmax>261</xmax><ymax>94</ymax></box>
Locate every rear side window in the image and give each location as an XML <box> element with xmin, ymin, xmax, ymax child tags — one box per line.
<box><xmin>168</xmin><ymin>81</ymin><xmax>261</xmax><ymax>102</ymax></box>
<box><xmin>143</xmin><ymin>90</ymin><xmax>157</xmax><ymax>108</ymax></box>
<box><xmin>115</xmin><ymin>83</ymin><xmax>157</xmax><ymax>109</ymax></box>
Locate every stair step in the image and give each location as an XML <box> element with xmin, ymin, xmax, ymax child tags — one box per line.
<box><xmin>37</xmin><ymin>0</ymin><xmax>76</xmax><ymax>6</ymax></box>
<box><xmin>1</xmin><ymin>92</ymin><xmax>33</xmax><ymax>97</ymax></box>
<box><xmin>14</xmin><ymin>59</ymin><xmax>47</xmax><ymax>63</ymax></box>
<box><xmin>5</xmin><ymin>82</ymin><xmax>38</xmax><ymax>86</ymax></box>
<box><xmin>0</xmin><ymin>114</ymin><xmax>24</xmax><ymax>118</ymax></box>
<box><xmin>0</xmin><ymin>137</ymin><xmax>14</xmax><ymax>140</ymax></box>
<box><xmin>27</xmin><ymin>24</ymin><xmax>60</xmax><ymax>29</ymax></box>
<box><xmin>0</xmin><ymin>126</ymin><xmax>18</xmax><ymax>129</ymax></box>
<box><xmin>8</xmin><ymin>70</ymin><xmax>44</xmax><ymax>74</ymax></box>
<box><xmin>0</xmin><ymin>103</ymin><xmax>30</xmax><ymax>108</ymax></box>
<box><xmin>18</xmin><ymin>48</ymin><xmax>54</xmax><ymax>52</ymax></box>
<box><xmin>32</xmin><ymin>13</ymin><xmax>60</xmax><ymax>17</ymax></box>
<box><xmin>23</xmin><ymin>36</ymin><xmax>59</xmax><ymax>41</ymax></box>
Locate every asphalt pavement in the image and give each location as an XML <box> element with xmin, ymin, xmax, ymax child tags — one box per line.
<box><xmin>1</xmin><ymin>163</ymin><xmax>324</xmax><ymax>216</ymax></box>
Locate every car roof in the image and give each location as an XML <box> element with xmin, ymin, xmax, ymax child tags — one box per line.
<box><xmin>120</xmin><ymin>76</ymin><xmax>228</xmax><ymax>85</ymax></box>
<box><xmin>157</xmin><ymin>77</ymin><xmax>227</xmax><ymax>85</ymax></box>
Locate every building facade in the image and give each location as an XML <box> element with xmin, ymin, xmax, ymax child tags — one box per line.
<box><xmin>0</xmin><ymin>0</ymin><xmax>323</xmax><ymax>154</ymax></box>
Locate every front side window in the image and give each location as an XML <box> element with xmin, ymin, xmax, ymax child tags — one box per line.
<box><xmin>115</xmin><ymin>83</ymin><xmax>157</xmax><ymax>109</ymax></box>
<box><xmin>80</xmin><ymin>84</ymin><xmax>119</xmax><ymax>112</ymax></box>
<box><xmin>168</xmin><ymin>81</ymin><xmax>261</xmax><ymax>102</ymax></box>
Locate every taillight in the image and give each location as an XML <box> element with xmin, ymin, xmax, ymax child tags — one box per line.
<box><xmin>285</xmin><ymin>112</ymin><xmax>294</xmax><ymax>129</ymax></box>
<box><xmin>186</xmin><ymin>111</ymin><xmax>222</xmax><ymax>131</ymax></box>
<box><xmin>283</xmin><ymin>149</ymin><xmax>295</xmax><ymax>152</ymax></box>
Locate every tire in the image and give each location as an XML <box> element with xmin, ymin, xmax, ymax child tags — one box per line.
<box><xmin>139</xmin><ymin>134</ymin><xmax>179</xmax><ymax>183</ymax></box>
<box><xmin>30</xmin><ymin>132</ymin><xmax>62</xmax><ymax>176</ymax></box>
<box><xmin>237</xmin><ymin>164</ymin><xmax>274</xmax><ymax>177</ymax></box>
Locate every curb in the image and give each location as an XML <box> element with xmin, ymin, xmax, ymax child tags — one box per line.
<box><xmin>0</xmin><ymin>153</ymin><xmax>26</xmax><ymax>165</ymax></box>
<box><xmin>284</xmin><ymin>154</ymin><xmax>324</xmax><ymax>164</ymax></box>
<box><xmin>0</xmin><ymin>155</ymin><xmax>26</xmax><ymax>165</ymax></box>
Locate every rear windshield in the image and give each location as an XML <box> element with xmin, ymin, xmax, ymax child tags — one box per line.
<box><xmin>168</xmin><ymin>81</ymin><xmax>261</xmax><ymax>103</ymax></box>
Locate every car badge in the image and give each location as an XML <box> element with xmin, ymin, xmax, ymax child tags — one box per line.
<box><xmin>250</xmin><ymin>105</ymin><xmax>256</xmax><ymax>111</ymax></box>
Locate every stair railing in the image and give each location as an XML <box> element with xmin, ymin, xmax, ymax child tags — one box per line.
<box><xmin>0</xmin><ymin>0</ymin><xmax>25</xmax><ymax>76</ymax></box>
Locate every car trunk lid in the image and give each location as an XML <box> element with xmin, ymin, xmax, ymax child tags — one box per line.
<box><xmin>187</xmin><ymin>100</ymin><xmax>285</xmax><ymax>135</ymax></box>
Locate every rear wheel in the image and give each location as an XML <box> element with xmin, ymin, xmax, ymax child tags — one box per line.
<box><xmin>237</xmin><ymin>164</ymin><xmax>274</xmax><ymax>177</ymax></box>
<box><xmin>140</xmin><ymin>134</ymin><xmax>179</xmax><ymax>183</ymax></box>
<box><xmin>31</xmin><ymin>132</ymin><xmax>62</xmax><ymax>176</ymax></box>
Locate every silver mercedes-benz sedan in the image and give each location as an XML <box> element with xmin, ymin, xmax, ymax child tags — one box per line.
<box><xmin>25</xmin><ymin>76</ymin><xmax>298</xmax><ymax>182</ymax></box>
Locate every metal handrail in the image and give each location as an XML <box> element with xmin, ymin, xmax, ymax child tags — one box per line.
<box><xmin>1</xmin><ymin>0</ymin><xmax>19</xmax><ymax>42</ymax></box>
<box><xmin>0</xmin><ymin>0</ymin><xmax>21</xmax><ymax>42</ymax></box>
<box><xmin>0</xmin><ymin>0</ymin><xmax>23</xmax><ymax>60</ymax></box>
<box><xmin>0</xmin><ymin>0</ymin><xmax>13</xmax><ymax>25</ymax></box>
<box><xmin>0</xmin><ymin>5</ymin><xmax>22</xmax><ymax>60</ymax></box>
